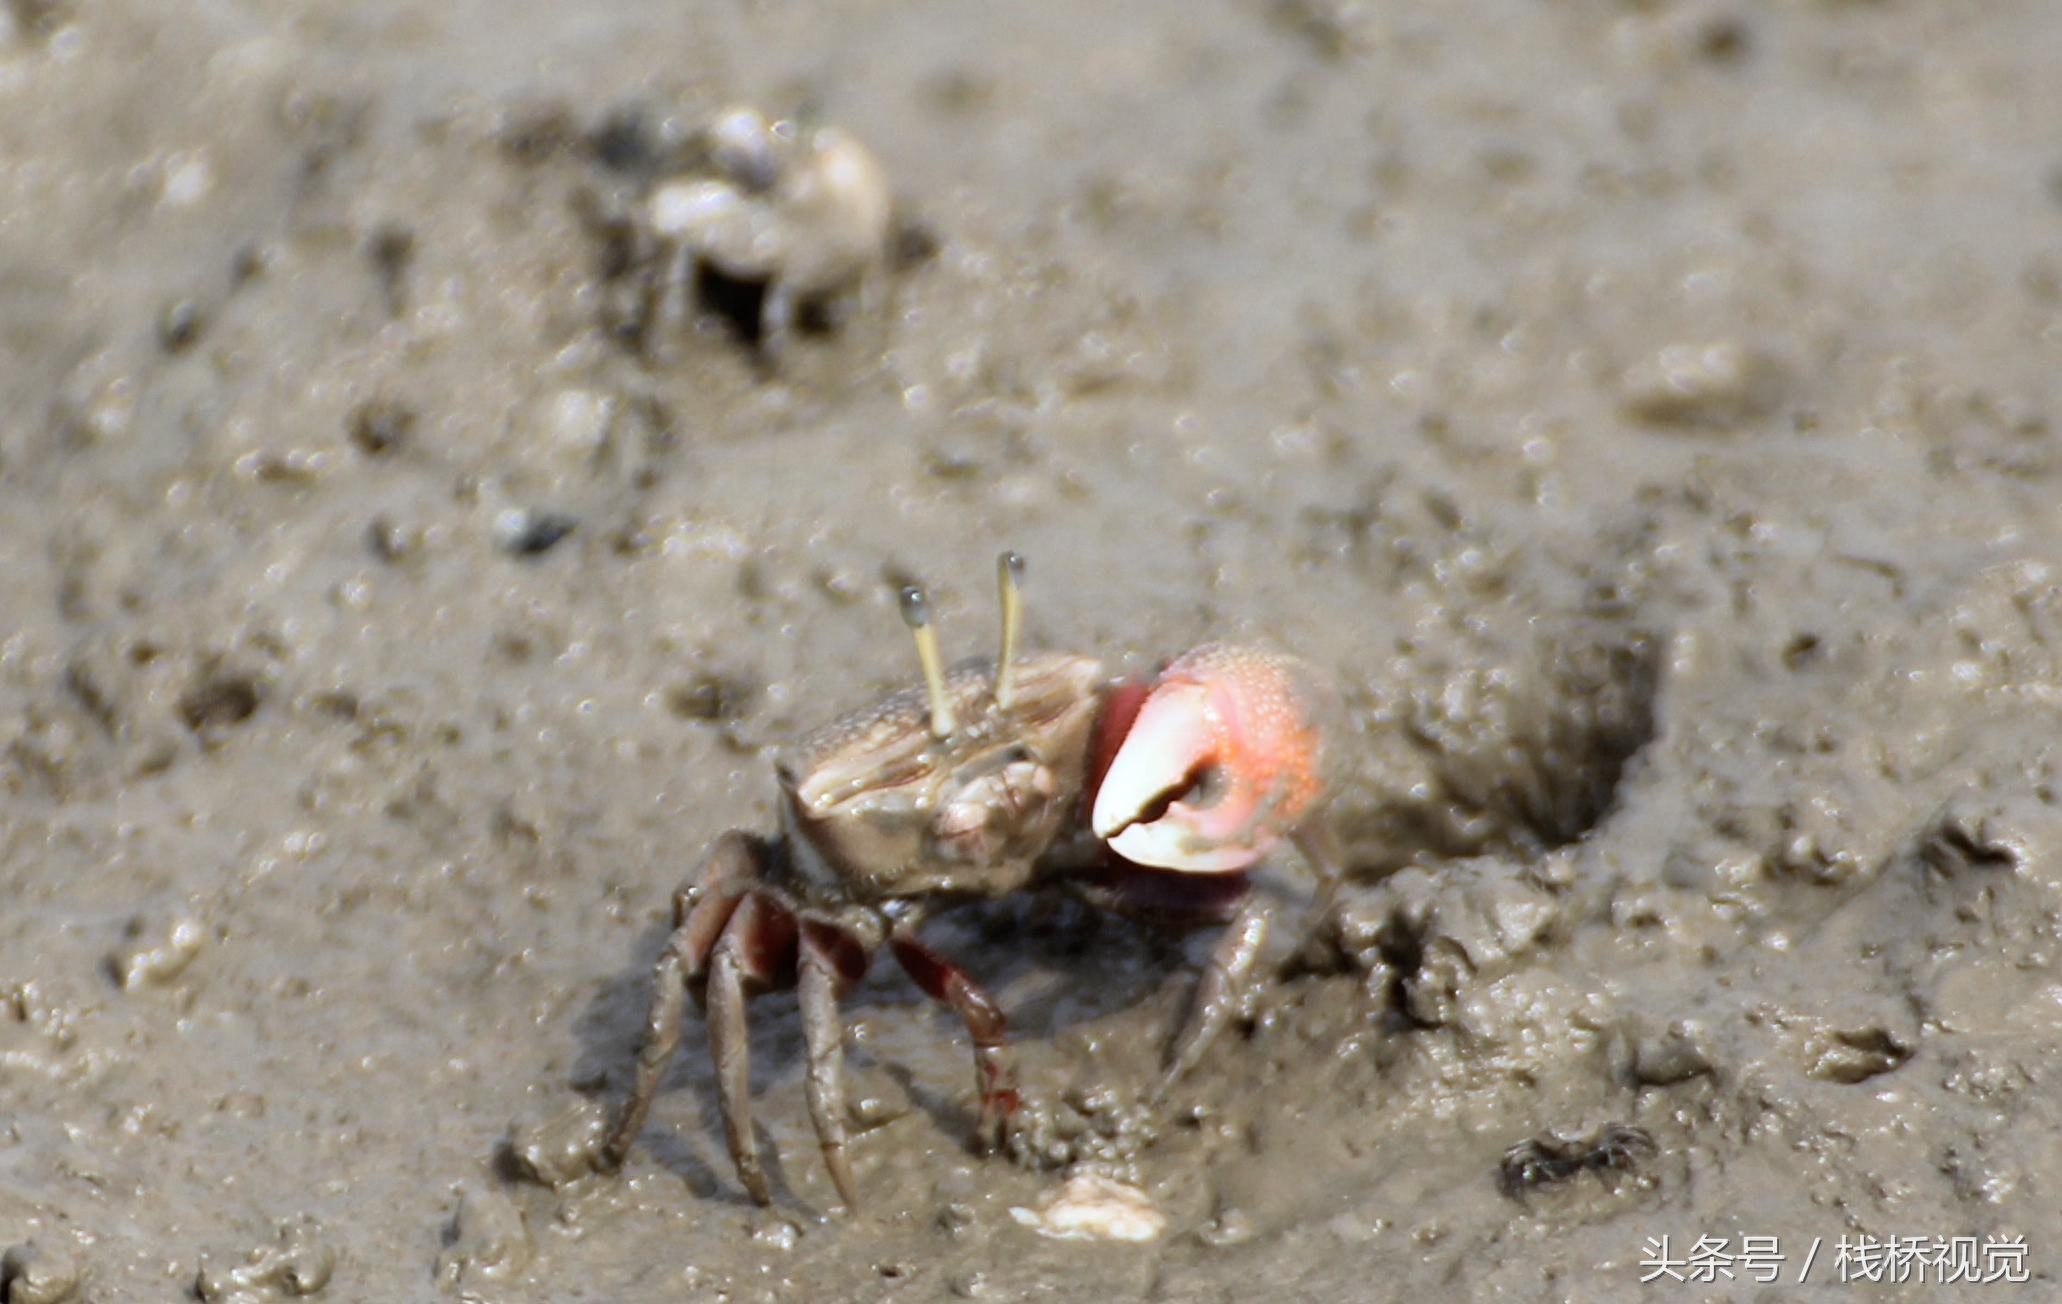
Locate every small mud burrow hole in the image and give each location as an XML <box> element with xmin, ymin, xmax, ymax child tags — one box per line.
<box><xmin>1384</xmin><ymin>631</ymin><xmax>1661</xmax><ymax>861</ymax></box>
<box><xmin>1523</xmin><ymin>635</ymin><xmax>1661</xmax><ymax>846</ymax></box>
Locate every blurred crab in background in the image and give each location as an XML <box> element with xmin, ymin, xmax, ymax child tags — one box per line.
<box><xmin>598</xmin><ymin>554</ymin><xmax>1342</xmax><ymax>1208</ymax></box>
<box><xmin>640</xmin><ymin>105</ymin><xmax>894</xmax><ymax>361</ymax></box>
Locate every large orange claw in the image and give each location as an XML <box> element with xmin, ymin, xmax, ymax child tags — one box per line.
<box><xmin>1090</xmin><ymin>645</ymin><xmax>1333</xmax><ymax>873</ymax></box>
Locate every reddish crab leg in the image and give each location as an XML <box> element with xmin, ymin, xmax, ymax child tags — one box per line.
<box><xmin>890</xmin><ymin>931</ymin><xmax>1020</xmax><ymax>1153</ymax></box>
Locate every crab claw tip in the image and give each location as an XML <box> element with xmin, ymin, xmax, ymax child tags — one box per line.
<box><xmin>1091</xmin><ymin>681</ymin><xmax>1266</xmax><ymax>874</ymax></box>
<box><xmin>1090</xmin><ymin>646</ymin><xmax>1331</xmax><ymax>875</ymax></box>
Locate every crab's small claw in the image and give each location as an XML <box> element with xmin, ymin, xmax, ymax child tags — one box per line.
<box><xmin>1091</xmin><ymin>645</ymin><xmax>1332</xmax><ymax>873</ymax></box>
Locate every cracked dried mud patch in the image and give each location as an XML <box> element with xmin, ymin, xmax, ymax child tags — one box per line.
<box><xmin>4</xmin><ymin>0</ymin><xmax>2062</xmax><ymax>1301</ymax></box>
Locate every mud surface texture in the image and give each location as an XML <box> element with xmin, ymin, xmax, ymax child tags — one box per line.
<box><xmin>4</xmin><ymin>2</ymin><xmax>2062</xmax><ymax>1301</ymax></box>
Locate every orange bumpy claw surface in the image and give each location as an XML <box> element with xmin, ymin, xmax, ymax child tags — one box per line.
<box><xmin>1091</xmin><ymin>644</ymin><xmax>1332</xmax><ymax>873</ymax></box>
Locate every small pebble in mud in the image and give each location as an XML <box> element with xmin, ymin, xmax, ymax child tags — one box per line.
<box><xmin>1498</xmin><ymin>1123</ymin><xmax>1657</xmax><ymax>1200</ymax></box>
<box><xmin>1618</xmin><ymin>341</ymin><xmax>1780</xmax><ymax>429</ymax></box>
<box><xmin>503</xmin><ymin>1098</ymin><xmax>609</xmax><ymax>1190</ymax></box>
<box><xmin>494</xmin><ymin>508</ymin><xmax>579</xmax><ymax>558</ymax></box>
<box><xmin>1</xmin><ymin>1241</ymin><xmax>80</xmax><ymax>1304</ymax></box>
<box><xmin>194</xmin><ymin>1218</ymin><xmax>335</xmax><ymax>1303</ymax></box>
<box><xmin>108</xmin><ymin>913</ymin><xmax>205</xmax><ymax>991</ymax></box>
<box><xmin>156</xmin><ymin>298</ymin><xmax>204</xmax><ymax>353</ymax></box>
<box><xmin>434</xmin><ymin>1182</ymin><xmax>532</xmax><ymax>1289</ymax></box>
<box><xmin>1009</xmin><ymin>1173</ymin><xmax>1166</xmax><ymax>1243</ymax></box>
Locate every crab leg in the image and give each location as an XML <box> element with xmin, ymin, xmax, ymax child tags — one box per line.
<box><xmin>1159</xmin><ymin>897</ymin><xmax>1271</xmax><ymax>1096</ymax></box>
<box><xmin>890</xmin><ymin>931</ymin><xmax>1020</xmax><ymax>1153</ymax></box>
<box><xmin>601</xmin><ymin>928</ymin><xmax>695</xmax><ymax>1172</ymax></box>
<box><xmin>797</xmin><ymin>925</ymin><xmax>860</xmax><ymax>1209</ymax></box>
<box><xmin>1293</xmin><ymin>821</ymin><xmax>1346</xmax><ymax>926</ymax></box>
<box><xmin>706</xmin><ymin>921</ymin><xmax>772</xmax><ymax>1204</ymax></box>
<box><xmin>1159</xmin><ymin>822</ymin><xmax>1346</xmax><ymax>1093</ymax></box>
<box><xmin>601</xmin><ymin>832</ymin><xmax>758</xmax><ymax>1172</ymax></box>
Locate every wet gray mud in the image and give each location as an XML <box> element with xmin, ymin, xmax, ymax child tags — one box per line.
<box><xmin>3</xmin><ymin>1</ymin><xmax>2062</xmax><ymax>1300</ymax></box>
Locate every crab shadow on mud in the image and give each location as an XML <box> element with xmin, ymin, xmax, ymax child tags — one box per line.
<box><xmin>563</xmin><ymin>890</ymin><xmax>1203</xmax><ymax>1205</ymax></box>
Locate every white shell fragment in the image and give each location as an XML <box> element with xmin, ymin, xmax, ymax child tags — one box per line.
<box><xmin>1009</xmin><ymin>1173</ymin><xmax>1167</xmax><ymax>1243</ymax></box>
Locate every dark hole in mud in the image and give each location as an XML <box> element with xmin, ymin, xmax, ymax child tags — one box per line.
<box><xmin>178</xmin><ymin>672</ymin><xmax>263</xmax><ymax>733</ymax></box>
<box><xmin>1375</xmin><ymin>909</ymin><xmax>1438</xmax><ymax>1031</ymax></box>
<box><xmin>693</xmin><ymin>262</ymin><xmax>768</xmax><ymax>347</ymax></box>
<box><xmin>1516</xmin><ymin>638</ymin><xmax>1659</xmax><ymax>847</ymax></box>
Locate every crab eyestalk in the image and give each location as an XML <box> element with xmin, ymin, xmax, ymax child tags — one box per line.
<box><xmin>994</xmin><ymin>550</ymin><xmax>1025</xmax><ymax>713</ymax></box>
<box><xmin>900</xmin><ymin>584</ymin><xmax>958</xmax><ymax>739</ymax></box>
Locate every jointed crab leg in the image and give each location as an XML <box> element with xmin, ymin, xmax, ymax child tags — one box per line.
<box><xmin>602</xmin><ymin>928</ymin><xmax>695</xmax><ymax>1172</ymax></box>
<box><xmin>797</xmin><ymin>926</ymin><xmax>859</xmax><ymax>1208</ymax></box>
<box><xmin>1293</xmin><ymin>822</ymin><xmax>1347</xmax><ymax>927</ymax></box>
<box><xmin>1157</xmin><ymin>823</ymin><xmax>1346</xmax><ymax>1096</ymax></box>
<box><xmin>706</xmin><ymin>920</ymin><xmax>770</xmax><ymax>1204</ymax></box>
<box><xmin>1160</xmin><ymin>898</ymin><xmax>1272</xmax><ymax>1096</ymax></box>
<box><xmin>601</xmin><ymin>833</ymin><xmax>758</xmax><ymax>1173</ymax></box>
<box><xmin>890</xmin><ymin>930</ymin><xmax>1020</xmax><ymax>1153</ymax></box>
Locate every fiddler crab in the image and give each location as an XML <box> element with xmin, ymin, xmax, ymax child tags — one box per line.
<box><xmin>598</xmin><ymin>553</ymin><xmax>1342</xmax><ymax>1209</ymax></box>
<box><xmin>643</xmin><ymin>105</ymin><xmax>894</xmax><ymax>362</ymax></box>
